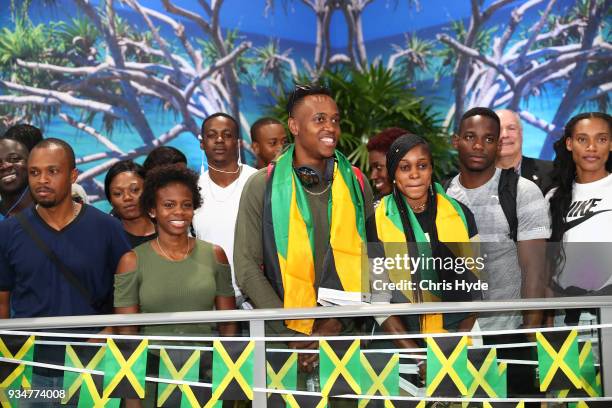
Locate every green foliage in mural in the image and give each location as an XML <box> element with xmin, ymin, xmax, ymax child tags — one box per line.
<box><xmin>266</xmin><ymin>65</ymin><xmax>455</xmax><ymax>180</ymax></box>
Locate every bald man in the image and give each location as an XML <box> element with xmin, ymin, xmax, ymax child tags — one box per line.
<box><xmin>496</xmin><ymin>109</ymin><xmax>553</xmax><ymax>193</ymax></box>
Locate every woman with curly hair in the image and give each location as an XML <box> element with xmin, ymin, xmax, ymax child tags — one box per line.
<box><xmin>114</xmin><ymin>164</ymin><xmax>237</xmax><ymax>406</ymax></box>
<box><xmin>104</xmin><ymin>160</ymin><xmax>156</xmax><ymax>247</ymax></box>
<box><xmin>547</xmin><ymin>112</ymin><xmax>612</xmax><ymax>306</ymax></box>
<box><xmin>114</xmin><ymin>163</ymin><xmax>237</xmax><ymax>336</ymax></box>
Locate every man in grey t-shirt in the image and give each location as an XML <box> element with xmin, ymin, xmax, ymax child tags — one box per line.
<box><xmin>447</xmin><ymin>107</ymin><xmax>550</xmax><ymax>405</ymax></box>
<box><xmin>447</xmin><ymin>108</ymin><xmax>551</xmax><ymax>331</ymax></box>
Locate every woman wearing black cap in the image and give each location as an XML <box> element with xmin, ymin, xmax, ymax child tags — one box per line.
<box><xmin>376</xmin><ymin>134</ymin><xmax>481</xmax><ymax>335</ymax></box>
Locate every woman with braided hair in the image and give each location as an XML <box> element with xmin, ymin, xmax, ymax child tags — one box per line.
<box><xmin>376</xmin><ymin>134</ymin><xmax>481</xmax><ymax>336</ymax></box>
<box><xmin>547</xmin><ymin>112</ymin><xmax>612</xmax><ymax>315</ymax></box>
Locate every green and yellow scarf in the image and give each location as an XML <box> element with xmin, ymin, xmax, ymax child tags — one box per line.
<box><xmin>376</xmin><ymin>183</ymin><xmax>474</xmax><ymax>333</ymax></box>
<box><xmin>264</xmin><ymin>144</ymin><xmax>368</xmax><ymax>334</ymax></box>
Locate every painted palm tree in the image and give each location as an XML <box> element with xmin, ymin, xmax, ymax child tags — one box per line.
<box><xmin>0</xmin><ymin>0</ymin><xmax>252</xmax><ymax>202</ymax></box>
<box><xmin>388</xmin><ymin>33</ymin><xmax>434</xmax><ymax>84</ymax></box>
<box><xmin>436</xmin><ymin>0</ymin><xmax>610</xmax><ymax>158</ymax></box>
<box><xmin>0</xmin><ymin>18</ymin><xmax>60</xmax><ymax>123</ymax></box>
<box><xmin>254</xmin><ymin>39</ymin><xmax>298</xmax><ymax>93</ymax></box>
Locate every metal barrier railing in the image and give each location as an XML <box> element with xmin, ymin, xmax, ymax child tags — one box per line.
<box><xmin>1</xmin><ymin>296</ymin><xmax>611</xmax><ymax>406</ymax></box>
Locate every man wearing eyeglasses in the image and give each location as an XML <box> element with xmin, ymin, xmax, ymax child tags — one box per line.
<box><xmin>234</xmin><ymin>85</ymin><xmax>387</xmax><ymax>374</ymax></box>
<box><xmin>192</xmin><ymin>113</ymin><xmax>257</xmax><ymax>308</ymax></box>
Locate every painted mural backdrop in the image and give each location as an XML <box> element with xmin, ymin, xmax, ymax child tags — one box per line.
<box><xmin>0</xmin><ymin>0</ymin><xmax>610</xmax><ymax>204</ymax></box>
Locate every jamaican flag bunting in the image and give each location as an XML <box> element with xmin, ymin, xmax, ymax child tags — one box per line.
<box><xmin>319</xmin><ymin>340</ymin><xmax>361</xmax><ymax>397</ymax></box>
<box><xmin>536</xmin><ymin>330</ymin><xmax>581</xmax><ymax>391</ymax></box>
<box><xmin>569</xmin><ymin>403</ymin><xmax>610</xmax><ymax>408</ymax></box>
<box><xmin>556</xmin><ymin>340</ymin><xmax>602</xmax><ymax>400</ymax></box>
<box><xmin>174</xmin><ymin>349</ymin><xmax>221</xmax><ymax>408</ymax></box>
<box><xmin>290</xmin><ymin>394</ymin><xmax>328</xmax><ymax>408</ymax></box>
<box><xmin>465</xmin><ymin>348</ymin><xmax>507</xmax><ymax>398</ymax></box>
<box><xmin>212</xmin><ymin>340</ymin><xmax>254</xmax><ymax>401</ymax></box>
<box><xmin>379</xmin><ymin>401</ymin><xmax>425</xmax><ymax>408</ymax></box>
<box><xmin>267</xmin><ymin>352</ymin><xmax>298</xmax><ymax>408</ymax></box>
<box><xmin>482</xmin><ymin>403</ymin><xmax>525</xmax><ymax>408</ymax></box>
<box><xmin>425</xmin><ymin>336</ymin><xmax>470</xmax><ymax>396</ymax></box>
<box><xmin>102</xmin><ymin>338</ymin><xmax>148</xmax><ymax>399</ymax></box>
<box><xmin>77</xmin><ymin>376</ymin><xmax>120</xmax><ymax>408</ymax></box>
<box><xmin>264</xmin><ymin>144</ymin><xmax>368</xmax><ymax>334</ymax></box>
<box><xmin>577</xmin><ymin>341</ymin><xmax>601</xmax><ymax>397</ymax></box>
<box><xmin>62</xmin><ymin>344</ymin><xmax>106</xmax><ymax>405</ymax></box>
<box><xmin>359</xmin><ymin>353</ymin><xmax>399</xmax><ymax>408</ymax></box>
<box><xmin>0</xmin><ymin>335</ymin><xmax>35</xmax><ymax>406</ymax></box>
<box><xmin>157</xmin><ymin>348</ymin><xmax>201</xmax><ymax>407</ymax></box>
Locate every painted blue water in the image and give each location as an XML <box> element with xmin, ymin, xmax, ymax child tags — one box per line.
<box><xmin>1</xmin><ymin>0</ymin><xmax>605</xmax><ymax>209</ymax></box>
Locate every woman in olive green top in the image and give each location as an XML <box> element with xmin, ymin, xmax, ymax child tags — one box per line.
<box><xmin>114</xmin><ymin>164</ymin><xmax>238</xmax><ymax>336</ymax></box>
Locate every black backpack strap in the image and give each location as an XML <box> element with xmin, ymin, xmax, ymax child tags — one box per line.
<box><xmin>441</xmin><ymin>177</ymin><xmax>452</xmax><ymax>191</ymax></box>
<box><xmin>15</xmin><ymin>212</ymin><xmax>100</xmax><ymax>310</ymax></box>
<box><xmin>498</xmin><ymin>169</ymin><xmax>519</xmax><ymax>242</ymax></box>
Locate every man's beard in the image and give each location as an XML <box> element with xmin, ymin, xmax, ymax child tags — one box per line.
<box><xmin>35</xmin><ymin>196</ymin><xmax>58</xmax><ymax>208</ymax></box>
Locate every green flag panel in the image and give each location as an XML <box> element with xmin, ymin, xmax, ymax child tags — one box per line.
<box><xmin>426</xmin><ymin>336</ymin><xmax>470</xmax><ymax>397</ymax></box>
<box><xmin>102</xmin><ymin>338</ymin><xmax>148</xmax><ymax>399</ymax></box>
<box><xmin>212</xmin><ymin>340</ymin><xmax>254</xmax><ymax>401</ymax></box>
<box><xmin>157</xmin><ymin>348</ymin><xmax>201</xmax><ymax>407</ymax></box>
<box><xmin>267</xmin><ymin>351</ymin><xmax>298</xmax><ymax>408</ymax></box>
<box><xmin>466</xmin><ymin>348</ymin><xmax>507</xmax><ymax>398</ymax></box>
<box><xmin>536</xmin><ymin>330</ymin><xmax>581</xmax><ymax>391</ymax></box>
<box><xmin>578</xmin><ymin>341</ymin><xmax>601</xmax><ymax>398</ymax></box>
<box><xmin>556</xmin><ymin>340</ymin><xmax>602</xmax><ymax>400</ymax></box>
<box><xmin>359</xmin><ymin>352</ymin><xmax>399</xmax><ymax>408</ymax></box>
<box><xmin>319</xmin><ymin>339</ymin><xmax>361</xmax><ymax>397</ymax></box>
<box><xmin>177</xmin><ymin>349</ymin><xmax>222</xmax><ymax>408</ymax></box>
<box><xmin>62</xmin><ymin>344</ymin><xmax>106</xmax><ymax>405</ymax></box>
<box><xmin>77</xmin><ymin>375</ymin><xmax>120</xmax><ymax>408</ymax></box>
<box><xmin>0</xmin><ymin>335</ymin><xmax>35</xmax><ymax>390</ymax></box>
<box><xmin>0</xmin><ymin>334</ymin><xmax>35</xmax><ymax>406</ymax></box>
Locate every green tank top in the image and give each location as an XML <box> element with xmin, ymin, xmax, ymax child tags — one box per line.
<box><xmin>114</xmin><ymin>239</ymin><xmax>234</xmax><ymax>336</ymax></box>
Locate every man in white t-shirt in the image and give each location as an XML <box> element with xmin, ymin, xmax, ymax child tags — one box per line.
<box><xmin>192</xmin><ymin>113</ymin><xmax>257</xmax><ymax>305</ymax></box>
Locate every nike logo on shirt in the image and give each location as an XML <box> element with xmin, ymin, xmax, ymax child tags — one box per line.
<box><xmin>565</xmin><ymin>209</ymin><xmax>612</xmax><ymax>232</ymax></box>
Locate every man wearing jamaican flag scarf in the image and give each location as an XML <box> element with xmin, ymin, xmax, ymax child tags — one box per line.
<box><xmin>375</xmin><ymin>134</ymin><xmax>481</xmax><ymax>345</ymax></box>
<box><xmin>234</xmin><ymin>85</ymin><xmax>387</xmax><ymax>372</ymax></box>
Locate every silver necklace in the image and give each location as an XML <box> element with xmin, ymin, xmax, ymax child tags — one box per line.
<box><xmin>207</xmin><ymin>163</ymin><xmax>241</xmax><ymax>174</ymax></box>
<box><xmin>156</xmin><ymin>236</ymin><xmax>190</xmax><ymax>261</ymax></box>
<box><xmin>303</xmin><ymin>181</ymin><xmax>331</xmax><ymax>196</ymax></box>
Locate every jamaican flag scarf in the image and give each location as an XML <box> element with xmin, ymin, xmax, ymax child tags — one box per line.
<box><xmin>375</xmin><ymin>183</ymin><xmax>476</xmax><ymax>333</ymax></box>
<box><xmin>262</xmin><ymin>144</ymin><xmax>368</xmax><ymax>334</ymax></box>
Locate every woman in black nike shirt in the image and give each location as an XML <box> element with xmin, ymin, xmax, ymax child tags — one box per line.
<box><xmin>548</xmin><ymin>112</ymin><xmax>612</xmax><ymax>307</ymax></box>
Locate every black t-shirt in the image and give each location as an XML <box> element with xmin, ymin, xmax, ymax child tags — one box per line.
<box><xmin>126</xmin><ymin>231</ymin><xmax>157</xmax><ymax>248</ymax></box>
